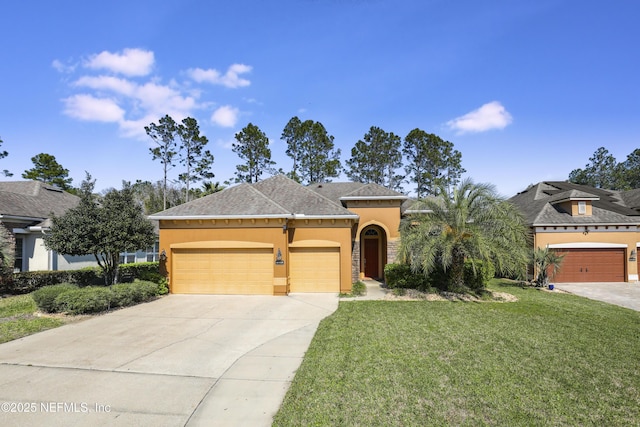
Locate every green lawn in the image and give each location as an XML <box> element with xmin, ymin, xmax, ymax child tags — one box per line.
<box><xmin>0</xmin><ymin>294</ymin><xmax>66</xmax><ymax>344</ymax></box>
<box><xmin>273</xmin><ymin>280</ymin><xmax>640</xmax><ymax>426</ymax></box>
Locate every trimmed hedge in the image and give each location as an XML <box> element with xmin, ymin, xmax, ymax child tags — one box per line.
<box><xmin>32</xmin><ymin>283</ymin><xmax>78</xmax><ymax>313</ymax></box>
<box><xmin>4</xmin><ymin>262</ymin><xmax>163</xmax><ymax>295</ymax></box>
<box><xmin>33</xmin><ymin>280</ymin><xmax>165</xmax><ymax>315</ymax></box>
<box><xmin>54</xmin><ymin>287</ymin><xmax>113</xmax><ymax>315</ymax></box>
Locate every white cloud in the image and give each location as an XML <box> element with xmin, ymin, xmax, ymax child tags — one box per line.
<box><xmin>211</xmin><ymin>105</ymin><xmax>239</xmax><ymax>127</ymax></box>
<box><xmin>85</xmin><ymin>48</ymin><xmax>154</xmax><ymax>76</ymax></box>
<box><xmin>74</xmin><ymin>75</ymin><xmax>136</xmax><ymax>96</ymax></box>
<box><xmin>52</xmin><ymin>59</ymin><xmax>76</xmax><ymax>73</ymax></box>
<box><xmin>188</xmin><ymin>63</ymin><xmax>252</xmax><ymax>88</ymax></box>
<box><xmin>63</xmin><ymin>94</ymin><xmax>125</xmax><ymax>122</ymax></box>
<box><xmin>446</xmin><ymin>101</ymin><xmax>513</xmax><ymax>134</ymax></box>
<box><xmin>59</xmin><ymin>48</ymin><xmax>254</xmax><ymax>140</ymax></box>
<box><xmin>135</xmin><ymin>82</ymin><xmax>197</xmax><ymax>117</ymax></box>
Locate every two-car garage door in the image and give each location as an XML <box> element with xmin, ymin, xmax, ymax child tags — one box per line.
<box><xmin>172</xmin><ymin>248</ymin><xmax>274</xmax><ymax>294</ymax></box>
<box><xmin>552</xmin><ymin>248</ymin><xmax>625</xmax><ymax>283</ymax></box>
<box><xmin>171</xmin><ymin>245</ymin><xmax>341</xmax><ymax>294</ymax></box>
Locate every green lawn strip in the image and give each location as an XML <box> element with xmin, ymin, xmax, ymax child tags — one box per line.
<box><xmin>273</xmin><ymin>280</ymin><xmax>640</xmax><ymax>426</ymax></box>
<box><xmin>0</xmin><ymin>294</ymin><xmax>66</xmax><ymax>344</ymax></box>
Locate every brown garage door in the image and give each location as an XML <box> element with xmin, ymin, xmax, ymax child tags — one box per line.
<box><xmin>552</xmin><ymin>248</ymin><xmax>625</xmax><ymax>283</ymax></box>
<box><xmin>172</xmin><ymin>248</ymin><xmax>274</xmax><ymax>294</ymax></box>
<box><xmin>289</xmin><ymin>247</ymin><xmax>340</xmax><ymax>292</ymax></box>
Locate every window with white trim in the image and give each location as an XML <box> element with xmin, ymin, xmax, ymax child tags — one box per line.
<box><xmin>578</xmin><ymin>201</ymin><xmax>586</xmax><ymax>215</ymax></box>
<box><xmin>14</xmin><ymin>237</ymin><xmax>23</xmax><ymax>273</ymax></box>
<box><xmin>119</xmin><ymin>251</ymin><xmax>136</xmax><ymax>264</ymax></box>
<box><xmin>146</xmin><ymin>241</ymin><xmax>160</xmax><ymax>262</ymax></box>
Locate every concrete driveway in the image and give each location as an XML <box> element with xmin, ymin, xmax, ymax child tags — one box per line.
<box><xmin>554</xmin><ymin>282</ymin><xmax>640</xmax><ymax>311</ymax></box>
<box><xmin>0</xmin><ymin>293</ymin><xmax>338</xmax><ymax>427</ymax></box>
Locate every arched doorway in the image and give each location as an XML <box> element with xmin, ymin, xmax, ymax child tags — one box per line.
<box><xmin>361</xmin><ymin>225</ymin><xmax>386</xmax><ymax>279</ymax></box>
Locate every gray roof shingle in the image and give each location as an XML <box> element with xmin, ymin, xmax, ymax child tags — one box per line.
<box><xmin>150</xmin><ymin>175</ymin><xmax>357</xmax><ymax>218</ymax></box>
<box><xmin>0</xmin><ymin>181</ymin><xmax>80</xmax><ymax>220</ymax></box>
<box><xmin>510</xmin><ymin>181</ymin><xmax>640</xmax><ymax>225</ymax></box>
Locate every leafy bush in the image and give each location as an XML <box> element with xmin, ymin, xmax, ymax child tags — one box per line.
<box><xmin>53</xmin><ymin>287</ymin><xmax>113</xmax><ymax>314</ymax></box>
<box><xmin>463</xmin><ymin>259</ymin><xmax>496</xmax><ymax>290</ymax></box>
<box><xmin>34</xmin><ymin>280</ymin><xmax>164</xmax><ymax>315</ymax></box>
<box><xmin>111</xmin><ymin>280</ymin><xmax>160</xmax><ymax>307</ymax></box>
<box><xmin>119</xmin><ymin>262</ymin><xmax>161</xmax><ymax>283</ymax></box>
<box><xmin>384</xmin><ymin>263</ymin><xmax>431</xmax><ymax>290</ymax></box>
<box><xmin>6</xmin><ymin>263</ymin><xmax>162</xmax><ymax>295</ymax></box>
<box><xmin>350</xmin><ymin>281</ymin><xmax>367</xmax><ymax>296</ymax></box>
<box><xmin>32</xmin><ymin>283</ymin><xmax>78</xmax><ymax>313</ymax></box>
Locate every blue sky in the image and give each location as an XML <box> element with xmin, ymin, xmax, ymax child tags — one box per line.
<box><xmin>1</xmin><ymin>0</ymin><xmax>638</xmax><ymax>197</ymax></box>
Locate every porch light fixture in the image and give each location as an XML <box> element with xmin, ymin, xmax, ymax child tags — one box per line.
<box><xmin>630</xmin><ymin>250</ymin><xmax>637</xmax><ymax>262</ymax></box>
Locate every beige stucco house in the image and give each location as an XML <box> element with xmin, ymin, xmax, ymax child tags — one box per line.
<box><xmin>149</xmin><ymin>175</ymin><xmax>408</xmax><ymax>295</ymax></box>
<box><xmin>510</xmin><ymin>181</ymin><xmax>640</xmax><ymax>283</ymax></box>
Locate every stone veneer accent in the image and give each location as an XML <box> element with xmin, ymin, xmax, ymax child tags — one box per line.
<box><xmin>387</xmin><ymin>238</ymin><xmax>399</xmax><ymax>265</ymax></box>
<box><xmin>351</xmin><ymin>240</ymin><xmax>360</xmax><ymax>283</ymax></box>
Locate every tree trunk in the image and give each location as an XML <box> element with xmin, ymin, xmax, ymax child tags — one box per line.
<box><xmin>449</xmin><ymin>249</ymin><xmax>466</xmax><ymax>291</ymax></box>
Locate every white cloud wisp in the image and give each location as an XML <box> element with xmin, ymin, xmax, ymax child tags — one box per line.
<box><xmin>446</xmin><ymin>101</ymin><xmax>513</xmax><ymax>134</ymax></box>
<box><xmin>85</xmin><ymin>48</ymin><xmax>155</xmax><ymax>76</ymax></box>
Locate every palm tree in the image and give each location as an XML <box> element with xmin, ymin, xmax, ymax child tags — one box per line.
<box><xmin>399</xmin><ymin>178</ymin><xmax>530</xmax><ymax>291</ymax></box>
<box><xmin>532</xmin><ymin>247</ymin><xmax>565</xmax><ymax>287</ymax></box>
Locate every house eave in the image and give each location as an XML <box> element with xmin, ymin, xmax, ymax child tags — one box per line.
<box><xmin>149</xmin><ymin>213</ymin><xmax>360</xmax><ymax>221</ymax></box>
<box><xmin>149</xmin><ymin>214</ymin><xmax>295</xmax><ymax>221</ymax></box>
<box><xmin>340</xmin><ymin>196</ymin><xmax>407</xmax><ymax>201</ymax></box>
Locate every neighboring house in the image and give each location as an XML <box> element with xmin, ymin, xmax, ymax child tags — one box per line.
<box><xmin>149</xmin><ymin>174</ymin><xmax>408</xmax><ymax>295</ymax></box>
<box><xmin>0</xmin><ymin>181</ymin><xmax>157</xmax><ymax>272</ymax></box>
<box><xmin>510</xmin><ymin>181</ymin><xmax>640</xmax><ymax>283</ymax></box>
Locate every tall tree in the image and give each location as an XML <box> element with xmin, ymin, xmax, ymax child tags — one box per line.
<box><xmin>281</xmin><ymin>117</ymin><xmax>341</xmax><ymax>184</ymax></box>
<box><xmin>0</xmin><ymin>137</ymin><xmax>11</xmax><ymax>177</ymax></box>
<box><xmin>233</xmin><ymin>123</ymin><xmax>276</xmax><ymax>183</ymax></box>
<box><xmin>568</xmin><ymin>147</ymin><xmax>625</xmax><ymax>189</ymax></box>
<box><xmin>399</xmin><ymin>179</ymin><xmax>529</xmax><ymax>291</ymax></box>
<box><xmin>131</xmin><ymin>180</ymin><xmax>186</xmax><ymax>215</ymax></box>
<box><xmin>177</xmin><ymin>117</ymin><xmax>214</xmax><ymax>202</ymax></box>
<box><xmin>345</xmin><ymin>126</ymin><xmax>404</xmax><ymax>191</ymax></box>
<box><xmin>403</xmin><ymin>129</ymin><xmax>465</xmax><ymax>197</ymax></box>
<box><xmin>22</xmin><ymin>153</ymin><xmax>72</xmax><ymax>190</ymax></box>
<box><xmin>145</xmin><ymin>115</ymin><xmax>178</xmax><ymax>210</ymax></box>
<box><xmin>44</xmin><ymin>174</ymin><xmax>155</xmax><ymax>285</ymax></box>
<box><xmin>619</xmin><ymin>148</ymin><xmax>640</xmax><ymax>189</ymax></box>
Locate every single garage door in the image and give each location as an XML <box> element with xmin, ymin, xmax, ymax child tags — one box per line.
<box><xmin>289</xmin><ymin>247</ymin><xmax>340</xmax><ymax>292</ymax></box>
<box><xmin>172</xmin><ymin>248</ymin><xmax>274</xmax><ymax>294</ymax></box>
<box><xmin>552</xmin><ymin>248</ymin><xmax>625</xmax><ymax>282</ymax></box>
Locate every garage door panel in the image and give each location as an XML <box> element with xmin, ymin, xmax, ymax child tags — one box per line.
<box><xmin>172</xmin><ymin>248</ymin><xmax>274</xmax><ymax>294</ymax></box>
<box><xmin>290</xmin><ymin>247</ymin><xmax>340</xmax><ymax>292</ymax></box>
<box><xmin>553</xmin><ymin>248</ymin><xmax>625</xmax><ymax>283</ymax></box>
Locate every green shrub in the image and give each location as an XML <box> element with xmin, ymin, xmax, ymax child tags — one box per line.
<box><xmin>111</xmin><ymin>281</ymin><xmax>160</xmax><ymax>307</ymax></box>
<box><xmin>119</xmin><ymin>262</ymin><xmax>161</xmax><ymax>283</ymax></box>
<box><xmin>384</xmin><ymin>263</ymin><xmax>431</xmax><ymax>290</ymax></box>
<box><xmin>53</xmin><ymin>287</ymin><xmax>113</xmax><ymax>315</ymax></box>
<box><xmin>66</xmin><ymin>268</ymin><xmax>103</xmax><ymax>286</ymax></box>
<box><xmin>463</xmin><ymin>259</ymin><xmax>496</xmax><ymax>290</ymax></box>
<box><xmin>32</xmin><ymin>284</ymin><xmax>78</xmax><ymax>313</ymax></box>
<box><xmin>350</xmin><ymin>281</ymin><xmax>367</xmax><ymax>296</ymax></box>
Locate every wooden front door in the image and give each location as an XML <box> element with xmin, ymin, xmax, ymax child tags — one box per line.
<box><xmin>364</xmin><ymin>238</ymin><xmax>379</xmax><ymax>278</ymax></box>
